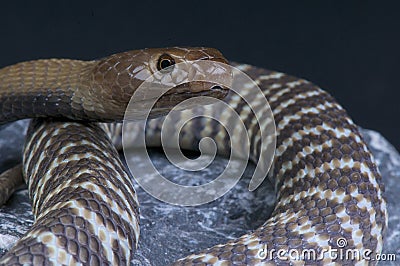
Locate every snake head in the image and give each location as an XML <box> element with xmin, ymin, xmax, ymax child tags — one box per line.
<box><xmin>89</xmin><ymin>47</ymin><xmax>232</xmax><ymax>121</ymax></box>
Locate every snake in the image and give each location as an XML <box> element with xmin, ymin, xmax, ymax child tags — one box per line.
<box><xmin>0</xmin><ymin>47</ymin><xmax>387</xmax><ymax>265</ymax></box>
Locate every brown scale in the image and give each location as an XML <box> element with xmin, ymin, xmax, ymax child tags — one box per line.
<box><xmin>1</xmin><ymin>120</ymin><xmax>139</xmax><ymax>265</ymax></box>
<box><xmin>0</xmin><ymin>47</ymin><xmax>230</xmax><ymax>125</ymax></box>
<box><xmin>170</xmin><ymin>64</ymin><xmax>386</xmax><ymax>265</ymax></box>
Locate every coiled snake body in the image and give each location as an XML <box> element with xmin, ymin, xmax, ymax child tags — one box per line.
<box><xmin>0</xmin><ymin>47</ymin><xmax>387</xmax><ymax>265</ymax></box>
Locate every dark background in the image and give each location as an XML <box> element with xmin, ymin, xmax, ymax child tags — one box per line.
<box><xmin>0</xmin><ymin>1</ymin><xmax>399</xmax><ymax>150</ymax></box>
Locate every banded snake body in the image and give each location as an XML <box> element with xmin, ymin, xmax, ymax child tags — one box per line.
<box><xmin>0</xmin><ymin>47</ymin><xmax>387</xmax><ymax>265</ymax></box>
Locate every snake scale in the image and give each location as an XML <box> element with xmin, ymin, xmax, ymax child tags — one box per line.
<box><xmin>0</xmin><ymin>47</ymin><xmax>387</xmax><ymax>265</ymax></box>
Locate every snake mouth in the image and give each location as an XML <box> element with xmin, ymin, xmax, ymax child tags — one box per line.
<box><xmin>163</xmin><ymin>81</ymin><xmax>229</xmax><ymax>96</ymax></box>
<box><xmin>124</xmin><ymin>82</ymin><xmax>230</xmax><ymax>120</ymax></box>
<box><xmin>147</xmin><ymin>82</ymin><xmax>230</xmax><ymax>118</ymax></box>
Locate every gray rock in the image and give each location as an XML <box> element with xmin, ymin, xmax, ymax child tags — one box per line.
<box><xmin>0</xmin><ymin>121</ymin><xmax>398</xmax><ymax>265</ymax></box>
<box><xmin>0</xmin><ymin>120</ymin><xmax>28</xmax><ymax>172</ymax></box>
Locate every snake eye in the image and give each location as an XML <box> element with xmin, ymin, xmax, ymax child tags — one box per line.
<box><xmin>157</xmin><ymin>54</ymin><xmax>175</xmax><ymax>71</ymax></box>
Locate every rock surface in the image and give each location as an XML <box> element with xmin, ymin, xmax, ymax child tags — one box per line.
<box><xmin>0</xmin><ymin>120</ymin><xmax>399</xmax><ymax>265</ymax></box>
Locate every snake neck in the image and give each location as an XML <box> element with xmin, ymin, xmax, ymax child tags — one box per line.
<box><xmin>0</xmin><ymin>59</ymin><xmax>103</xmax><ymax>124</ymax></box>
